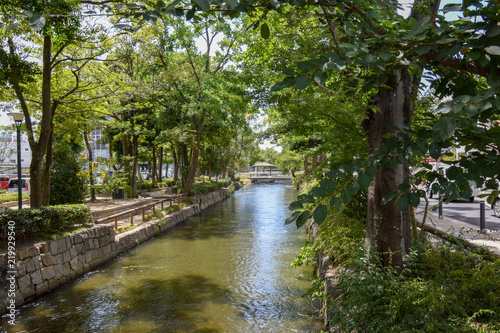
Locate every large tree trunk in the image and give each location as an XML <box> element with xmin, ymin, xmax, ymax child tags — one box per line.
<box><xmin>84</xmin><ymin>129</ymin><xmax>96</xmax><ymax>202</ymax></box>
<box><xmin>28</xmin><ymin>36</ymin><xmax>54</xmax><ymax>208</ymax></box>
<box><xmin>158</xmin><ymin>146</ymin><xmax>163</xmax><ymax>183</ymax></box>
<box><xmin>152</xmin><ymin>145</ymin><xmax>157</xmax><ymax>187</ymax></box>
<box><xmin>131</xmin><ymin>134</ymin><xmax>138</xmax><ymax>198</ymax></box>
<box><xmin>362</xmin><ymin>69</ymin><xmax>417</xmax><ymax>268</ymax></box>
<box><xmin>184</xmin><ymin>109</ymin><xmax>207</xmax><ymax>194</ymax></box>
<box><xmin>303</xmin><ymin>157</ymin><xmax>310</xmax><ymax>176</ymax></box>
<box><xmin>41</xmin><ymin>128</ymin><xmax>53</xmax><ymax>206</ymax></box>
<box><xmin>311</xmin><ymin>155</ymin><xmax>318</xmax><ymax>171</ymax></box>
<box><xmin>172</xmin><ymin>148</ymin><xmax>179</xmax><ymax>182</ymax></box>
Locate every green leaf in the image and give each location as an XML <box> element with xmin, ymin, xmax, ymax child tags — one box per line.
<box><xmin>357</xmin><ymin>172</ymin><xmax>373</xmax><ymax>190</ymax></box>
<box><xmin>313</xmin><ymin>72</ymin><xmax>328</xmax><ymax>84</ymax></box>
<box><xmin>409</xmin><ymin>192</ymin><xmax>420</xmax><ymax>208</ymax></box>
<box><xmin>486</xmin><ymin>25</ymin><xmax>500</xmax><ymax>37</ymax></box>
<box><xmin>397</xmin><ymin>183</ymin><xmax>411</xmax><ymax>192</ymax></box>
<box><xmin>320</xmin><ymin>179</ymin><xmax>337</xmax><ymax>192</ymax></box>
<box><xmin>446</xmin><ymin>166</ymin><xmax>463</xmax><ymax>180</ymax></box>
<box><xmin>433</xmin><ymin>117</ymin><xmax>456</xmax><ymax>142</ymax></box>
<box><xmin>297</xmin><ymin>194</ymin><xmax>315</xmax><ymax>204</ymax></box>
<box><xmin>296</xmin><ymin>211</ymin><xmax>310</xmax><ymax>228</ymax></box>
<box><xmin>310</xmin><ymin>186</ymin><xmax>327</xmax><ymax>197</ymax></box>
<box><xmin>185</xmin><ymin>8</ymin><xmax>195</xmax><ymax>20</ymax></box>
<box><xmin>330</xmin><ymin>197</ymin><xmax>341</xmax><ymax>211</ymax></box>
<box><xmin>414</xmin><ymin>45</ymin><xmax>432</xmax><ymax>55</ymax></box>
<box><xmin>485</xmin><ymin>46</ymin><xmax>500</xmax><ymax>56</ymax></box>
<box><xmin>194</xmin><ymin>0</ymin><xmax>210</xmax><ymax>11</ymax></box>
<box><xmin>340</xmin><ymin>189</ymin><xmax>352</xmax><ymax>203</ymax></box>
<box><xmin>326</xmin><ymin>169</ymin><xmax>344</xmax><ymax>178</ymax></box>
<box><xmin>364</xmin><ymin>54</ymin><xmax>378</xmax><ymax>64</ymax></box>
<box><xmin>429</xmin><ymin>142</ymin><xmax>442</xmax><ymax>159</ymax></box>
<box><xmin>407</xmin><ymin>16</ymin><xmax>430</xmax><ymax>37</ymax></box>
<box><xmin>365</xmin><ymin>165</ymin><xmax>377</xmax><ymax>177</ymax></box>
<box><xmin>379</xmin><ymin>52</ymin><xmax>392</xmax><ymax>61</ymax></box>
<box><xmin>225</xmin><ymin>0</ymin><xmax>238</xmax><ymax>9</ymax></box>
<box><xmin>29</xmin><ymin>13</ymin><xmax>46</xmax><ymax>31</ymax></box>
<box><xmin>260</xmin><ymin>23</ymin><xmax>270</xmax><ymax>39</ymax></box>
<box><xmin>295</xmin><ymin>76</ymin><xmax>311</xmax><ymax>90</ymax></box>
<box><xmin>346</xmin><ymin>50</ymin><xmax>358</xmax><ymax>58</ymax></box>
<box><xmin>466</xmin><ymin>51</ymin><xmax>481</xmax><ymax>61</ymax></box>
<box><xmin>6</xmin><ymin>23</ymin><xmax>20</xmax><ymax>31</ymax></box>
<box><xmin>381</xmin><ymin>190</ymin><xmax>398</xmax><ymax>205</ymax></box>
<box><xmin>165</xmin><ymin>0</ymin><xmax>182</xmax><ymax>10</ymax></box>
<box><xmin>289</xmin><ymin>201</ymin><xmax>303</xmax><ymax>211</ymax></box>
<box><xmin>271</xmin><ymin>77</ymin><xmax>294</xmax><ymax>91</ymax></box>
<box><xmin>313</xmin><ymin>205</ymin><xmax>328</xmax><ymax>225</ymax></box>
<box><xmin>285</xmin><ymin>211</ymin><xmax>300</xmax><ymax>225</ymax></box>
<box><xmin>397</xmin><ymin>194</ymin><xmax>410</xmax><ymax>212</ymax></box>
<box><xmin>297</xmin><ymin>61</ymin><xmax>313</xmax><ymax>71</ymax></box>
<box><xmin>282</xmin><ymin>68</ymin><xmax>296</xmax><ymax>76</ymax></box>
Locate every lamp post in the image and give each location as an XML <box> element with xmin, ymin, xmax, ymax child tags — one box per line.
<box><xmin>8</xmin><ymin>112</ymin><xmax>24</xmax><ymax>210</ymax></box>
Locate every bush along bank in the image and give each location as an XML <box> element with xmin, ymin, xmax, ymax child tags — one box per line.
<box><xmin>0</xmin><ymin>188</ymin><xmax>235</xmax><ymax>317</ymax></box>
<box><xmin>294</xmin><ymin>189</ymin><xmax>500</xmax><ymax>332</ymax></box>
<box><xmin>0</xmin><ymin>205</ymin><xmax>93</xmax><ymax>245</ymax></box>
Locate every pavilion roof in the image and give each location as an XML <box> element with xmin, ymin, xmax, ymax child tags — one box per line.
<box><xmin>252</xmin><ymin>162</ymin><xmax>275</xmax><ymax>167</ymax></box>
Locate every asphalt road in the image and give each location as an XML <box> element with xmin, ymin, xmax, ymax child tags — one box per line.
<box><xmin>418</xmin><ymin>197</ymin><xmax>500</xmax><ymax>231</ymax></box>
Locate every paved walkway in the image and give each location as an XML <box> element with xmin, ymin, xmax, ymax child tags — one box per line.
<box><xmin>86</xmin><ymin>189</ymin><xmax>186</xmax><ymax>230</ymax></box>
<box><xmin>415</xmin><ymin>208</ymin><xmax>500</xmax><ymax>258</ymax></box>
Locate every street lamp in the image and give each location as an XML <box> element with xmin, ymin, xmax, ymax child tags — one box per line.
<box><xmin>8</xmin><ymin>112</ymin><xmax>24</xmax><ymax>210</ymax></box>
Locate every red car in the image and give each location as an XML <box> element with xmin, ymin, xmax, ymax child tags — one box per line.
<box><xmin>0</xmin><ymin>176</ymin><xmax>10</xmax><ymax>190</ymax></box>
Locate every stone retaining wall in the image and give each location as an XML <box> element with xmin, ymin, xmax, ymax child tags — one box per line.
<box><xmin>0</xmin><ymin>189</ymin><xmax>230</xmax><ymax>317</ymax></box>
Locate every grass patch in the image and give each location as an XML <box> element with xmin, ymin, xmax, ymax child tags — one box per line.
<box><xmin>0</xmin><ymin>193</ymin><xmax>30</xmax><ymax>204</ymax></box>
<box><xmin>115</xmin><ymin>224</ymin><xmax>137</xmax><ymax>234</ymax></box>
<box><xmin>143</xmin><ymin>202</ymin><xmax>190</xmax><ymax>221</ymax></box>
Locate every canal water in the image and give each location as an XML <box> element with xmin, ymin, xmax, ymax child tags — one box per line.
<box><xmin>4</xmin><ymin>183</ymin><xmax>321</xmax><ymax>332</ymax></box>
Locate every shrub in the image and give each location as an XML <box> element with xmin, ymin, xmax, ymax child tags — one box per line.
<box><xmin>0</xmin><ymin>193</ymin><xmax>30</xmax><ymax>204</ymax></box>
<box><xmin>137</xmin><ymin>180</ymin><xmax>153</xmax><ymax>190</ymax></box>
<box><xmin>329</xmin><ymin>243</ymin><xmax>500</xmax><ymax>332</ymax></box>
<box><xmin>50</xmin><ymin>140</ymin><xmax>86</xmax><ymax>205</ymax></box>
<box><xmin>0</xmin><ymin>204</ymin><xmax>92</xmax><ymax>242</ymax></box>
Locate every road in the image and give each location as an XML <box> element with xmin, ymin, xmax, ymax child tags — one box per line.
<box><xmin>418</xmin><ymin>197</ymin><xmax>500</xmax><ymax>231</ymax></box>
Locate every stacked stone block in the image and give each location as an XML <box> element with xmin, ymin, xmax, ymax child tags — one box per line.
<box><xmin>0</xmin><ymin>225</ymin><xmax>115</xmax><ymax>316</ymax></box>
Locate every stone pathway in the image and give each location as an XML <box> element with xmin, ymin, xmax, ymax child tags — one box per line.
<box><xmin>86</xmin><ymin>190</ymin><xmax>187</xmax><ymax>231</ymax></box>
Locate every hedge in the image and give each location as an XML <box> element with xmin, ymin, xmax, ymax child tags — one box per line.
<box><xmin>0</xmin><ymin>204</ymin><xmax>93</xmax><ymax>242</ymax></box>
<box><xmin>0</xmin><ymin>193</ymin><xmax>30</xmax><ymax>204</ymax></box>
<box><xmin>189</xmin><ymin>179</ymin><xmax>233</xmax><ymax>195</ymax></box>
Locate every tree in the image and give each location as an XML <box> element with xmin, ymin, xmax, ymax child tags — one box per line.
<box><xmin>216</xmin><ymin>0</ymin><xmax>499</xmax><ymax>267</ymax></box>
<box><xmin>1</xmin><ymin>1</ymin><xmax>113</xmax><ymax>207</ymax></box>
<box><xmin>50</xmin><ymin>136</ymin><xmax>86</xmax><ymax>205</ymax></box>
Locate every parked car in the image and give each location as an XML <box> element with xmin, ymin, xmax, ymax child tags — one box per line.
<box><xmin>0</xmin><ymin>176</ymin><xmax>10</xmax><ymax>190</ymax></box>
<box><xmin>9</xmin><ymin>178</ymin><xmax>30</xmax><ymax>189</ymax></box>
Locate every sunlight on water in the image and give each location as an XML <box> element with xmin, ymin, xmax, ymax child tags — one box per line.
<box><xmin>2</xmin><ymin>184</ymin><xmax>322</xmax><ymax>332</ymax></box>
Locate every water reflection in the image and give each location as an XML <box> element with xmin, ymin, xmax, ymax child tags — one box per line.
<box><xmin>3</xmin><ymin>184</ymin><xmax>321</xmax><ymax>332</ymax></box>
